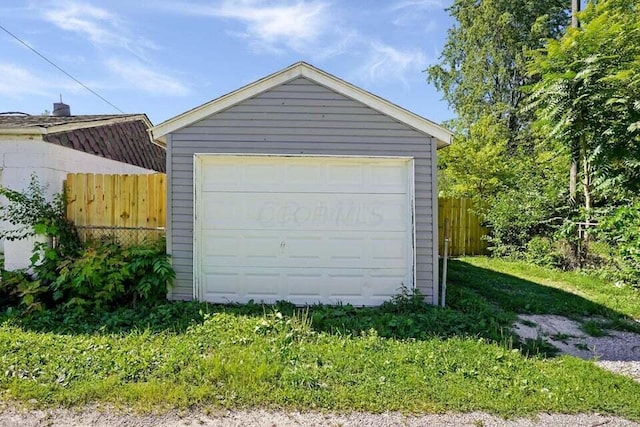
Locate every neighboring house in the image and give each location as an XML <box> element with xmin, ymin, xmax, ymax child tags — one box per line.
<box><xmin>152</xmin><ymin>62</ymin><xmax>452</xmax><ymax>306</ymax></box>
<box><xmin>0</xmin><ymin>107</ymin><xmax>165</xmax><ymax>270</ymax></box>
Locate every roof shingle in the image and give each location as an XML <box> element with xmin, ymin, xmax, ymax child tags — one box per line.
<box><xmin>44</xmin><ymin>120</ymin><xmax>165</xmax><ymax>172</ymax></box>
<box><xmin>0</xmin><ymin>114</ymin><xmax>165</xmax><ymax>172</ymax></box>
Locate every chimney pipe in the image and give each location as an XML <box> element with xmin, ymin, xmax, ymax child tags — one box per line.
<box><xmin>52</xmin><ymin>102</ymin><xmax>70</xmax><ymax>117</ymax></box>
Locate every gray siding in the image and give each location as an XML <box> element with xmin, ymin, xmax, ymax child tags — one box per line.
<box><xmin>168</xmin><ymin>77</ymin><xmax>438</xmax><ymax>303</ymax></box>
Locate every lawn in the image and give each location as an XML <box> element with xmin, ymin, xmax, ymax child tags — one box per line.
<box><xmin>451</xmin><ymin>257</ymin><xmax>640</xmax><ymax>326</ymax></box>
<box><xmin>1</xmin><ymin>257</ymin><xmax>639</xmax><ymax>418</ymax></box>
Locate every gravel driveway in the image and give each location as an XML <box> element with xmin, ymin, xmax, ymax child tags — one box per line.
<box><xmin>513</xmin><ymin>314</ymin><xmax>640</xmax><ymax>382</ymax></box>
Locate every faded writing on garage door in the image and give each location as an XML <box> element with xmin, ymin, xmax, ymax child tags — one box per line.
<box><xmin>258</xmin><ymin>201</ymin><xmax>384</xmax><ymax>227</ymax></box>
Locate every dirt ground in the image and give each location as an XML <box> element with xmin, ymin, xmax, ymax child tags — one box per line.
<box><xmin>513</xmin><ymin>314</ymin><xmax>640</xmax><ymax>381</ymax></box>
<box><xmin>0</xmin><ymin>407</ymin><xmax>638</xmax><ymax>427</ymax></box>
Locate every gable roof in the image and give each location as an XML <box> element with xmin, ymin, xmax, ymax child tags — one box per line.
<box><xmin>0</xmin><ymin>114</ymin><xmax>165</xmax><ymax>172</ymax></box>
<box><xmin>151</xmin><ymin>62</ymin><xmax>453</xmax><ymax>149</ymax></box>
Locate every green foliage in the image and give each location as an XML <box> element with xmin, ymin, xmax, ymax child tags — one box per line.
<box><xmin>428</xmin><ymin>0</ymin><xmax>568</xmax><ymax>139</ymax></box>
<box><xmin>438</xmin><ymin>115</ymin><xmax>511</xmax><ymax>197</ymax></box>
<box><xmin>2</xmin><ymin>239</ymin><xmax>174</xmax><ymax>315</ymax></box>
<box><xmin>127</xmin><ymin>243</ymin><xmax>176</xmax><ymax>303</ymax></box>
<box><xmin>0</xmin><ymin>174</ymin><xmax>80</xmax><ymax>255</ymax></box>
<box><xmin>1</xmin><ymin>301</ymin><xmax>640</xmax><ymax>415</ymax></box>
<box><xmin>526</xmin><ymin>0</ymin><xmax>640</xmax><ymax>202</ymax></box>
<box><xmin>596</xmin><ymin>203</ymin><xmax>640</xmax><ymax>287</ymax></box>
<box><xmin>0</xmin><ymin>270</ymin><xmax>36</xmax><ymax>312</ymax></box>
<box><xmin>52</xmin><ymin>239</ymin><xmax>174</xmax><ymax>313</ymax></box>
<box><xmin>434</xmin><ymin>0</ymin><xmax>640</xmax><ymax>273</ymax></box>
<box><xmin>481</xmin><ymin>159</ymin><xmax>566</xmax><ymax>256</ymax></box>
<box><xmin>429</xmin><ymin>1</ymin><xmax>572</xmax><ymax>254</ymax></box>
<box><xmin>525</xmin><ymin>237</ymin><xmax>561</xmax><ymax>269</ymax></box>
<box><xmin>0</xmin><ymin>176</ymin><xmax>81</xmax><ymax>311</ymax></box>
<box><xmin>2</xmin><ymin>259</ymin><xmax>640</xmax><ymax>415</ymax></box>
<box><xmin>0</xmin><ymin>175</ymin><xmax>174</xmax><ymax>313</ymax></box>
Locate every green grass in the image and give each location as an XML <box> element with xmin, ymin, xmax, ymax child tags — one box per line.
<box><xmin>450</xmin><ymin>257</ymin><xmax>640</xmax><ymax>331</ymax></box>
<box><xmin>1</xmin><ymin>257</ymin><xmax>639</xmax><ymax>417</ymax></box>
<box><xmin>1</xmin><ymin>312</ymin><xmax>639</xmax><ymax>417</ymax></box>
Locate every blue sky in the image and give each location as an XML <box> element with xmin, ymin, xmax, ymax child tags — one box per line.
<box><xmin>0</xmin><ymin>1</ymin><xmax>455</xmax><ymax>126</ymax></box>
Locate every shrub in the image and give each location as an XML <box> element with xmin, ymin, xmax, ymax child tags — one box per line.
<box><xmin>596</xmin><ymin>203</ymin><xmax>640</xmax><ymax>287</ymax></box>
<box><xmin>54</xmin><ymin>239</ymin><xmax>175</xmax><ymax>312</ymax></box>
<box><xmin>0</xmin><ymin>175</ymin><xmax>174</xmax><ymax>313</ymax></box>
<box><xmin>0</xmin><ymin>270</ymin><xmax>30</xmax><ymax>311</ymax></box>
<box><xmin>526</xmin><ymin>236</ymin><xmax>561</xmax><ymax>268</ymax></box>
<box><xmin>482</xmin><ymin>185</ymin><xmax>565</xmax><ymax>257</ymax></box>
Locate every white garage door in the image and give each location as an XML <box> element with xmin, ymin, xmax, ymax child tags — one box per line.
<box><xmin>194</xmin><ymin>155</ymin><xmax>415</xmax><ymax>306</ymax></box>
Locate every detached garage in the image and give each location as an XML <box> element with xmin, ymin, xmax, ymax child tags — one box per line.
<box><xmin>151</xmin><ymin>62</ymin><xmax>452</xmax><ymax>306</ymax></box>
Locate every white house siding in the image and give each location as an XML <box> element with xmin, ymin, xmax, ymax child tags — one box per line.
<box><xmin>167</xmin><ymin>77</ymin><xmax>439</xmax><ymax>304</ymax></box>
<box><xmin>0</xmin><ymin>137</ymin><xmax>153</xmax><ymax>270</ymax></box>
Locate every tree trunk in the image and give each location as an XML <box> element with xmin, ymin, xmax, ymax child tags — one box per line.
<box><xmin>570</xmin><ymin>156</ymin><xmax>578</xmax><ymax>206</ymax></box>
<box><xmin>581</xmin><ymin>141</ymin><xmax>592</xmax><ymax>220</ymax></box>
<box><xmin>571</xmin><ymin>0</ymin><xmax>580</xmax><ymax>28</ymax></box>
<box><xmin>569</xmin><ymin>0</ymin><xmax>580</xmax><ymax>207</ymax></box>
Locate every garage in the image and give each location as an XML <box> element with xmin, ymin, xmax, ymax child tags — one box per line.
<box><xmin>194</xmin><ymin>155</ymin><xmax>414</xmax><ymax>305</ymax></box>
<box><xmin>151</xmin><ymin>62</ymin><xmax>452</xmax><ymax>305</ymax></box>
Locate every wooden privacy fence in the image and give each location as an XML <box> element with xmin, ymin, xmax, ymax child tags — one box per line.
<box><xmin>439</xmin><ymin>197</ymin><xmax>489</xmax><ymax>256</ymax></box>
<box><xmin>65</xmin><ymin>173</ymin><xmax>166</xmax><ymax>245</ymax></box>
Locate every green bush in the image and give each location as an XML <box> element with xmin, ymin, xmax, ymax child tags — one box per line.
<box><xmin>483</xmin><ymin>187</ymin><xmax>561</xmax><ymax>257</ymax></box>
<box><xmin>525</xmin><ymin>236</ymin><xmax>561</xmax><ymax>268</ymax></box>
<box><xmin>0</xmin><ymin>270</ymin><xmax>30</xmax><ymax>311</ymax></box>
<box><xmin>597</xmin><ymin>203</ymin><xmax>640</xmax><ymax>287</ymax></box>
<box><xmin>54</xmin><ymin>239</ymin><xmax>175</xmax><ymax>312</ymax></box>
<box><xmin>0</xmin><ymin>175</ymin><xmax>174</xmax><ymax>313</ymax></box>
<box><xmin>2</xmin><ymin>239</ymin><xmax>174</xmax><ymax>314</ymax></box>
<box><xmin>0</xmin><ymin>174</ymin><xmax>80</xmax><ymax>257</ymax></box>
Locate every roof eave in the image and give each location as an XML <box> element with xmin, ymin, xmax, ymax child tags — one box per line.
<box><xmin>47</xmin><ymin>114</ymin><xmax>152</xmax><ymax>135</ymax></box>
<box><xmin>0</xmin><ymin>127</ymin><xmax>46</xmax><ymax>136</ymax></box>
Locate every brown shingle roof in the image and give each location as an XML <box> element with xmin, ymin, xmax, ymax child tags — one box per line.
<box><xmin>0</xmin><ymin>114</ymin><xmax>165</xmax><ymax>172</ymax></box>
<box><xmin>0</xmin><ymin>114</ymin><xmax>135</xmax><ymax>129</ymax></box>
<box><xmin>44</xmin><ymin>120</ymin><xmax>165</xmax><ymax>172</ymax></box>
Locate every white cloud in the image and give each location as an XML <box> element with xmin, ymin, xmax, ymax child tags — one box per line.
<box><xmin>159</xmin><ymin>1</ymin><xmax>430</xmax><ymax>85</ymax></box>
<box><xmin>42</xmin><ymin>1</ymin><xmax>158</xmax><ymax>56</ymax></box>
<box><xmin>0</xmin><ymin>63</ymin><xmax>76</xmax><ymax>98</ymax></box>
<box><xmin>359</xmin><ymin>43</ymin><xmax>428</xmax><ymax>85</ymax></box>
<box><xmin>390</xmin><ymin>0</ymin><xmax>443</xmax><ymax>28</ymax></box>
<box><xmin>390</xmin><ymin>0</ymin><xmax>444</xmax><ymax>11</ymax></box>
<box><xmin>106</xmin><ymin>58</ymin><xmax>190</xmax><ymax>96</ymax></box>
<box><xmin>165</xmin><ymin>0</ymin><xmax>330</xmax><ymax>53</ymax></box>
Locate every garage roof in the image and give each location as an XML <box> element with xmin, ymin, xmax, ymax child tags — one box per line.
<box><xmin>151</xmin><ymin>62</ymin><xmax>453</xmax><ymax>148</ymax></box>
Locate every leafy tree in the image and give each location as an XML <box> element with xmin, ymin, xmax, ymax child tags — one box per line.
<box><xmin>526</xmin><ymin>0</ymin><xmax>640</xmax><ymax>212</ymax></box>
<box><xmin>428</xmin><ymin>0</ymin><xmax>568</xmax><ymax>144</ymax></box>
<box><xmin>439</xmin><ymin>115</ymin><xmax>510</xmax><ymax>198</ymax></box>
<box><xmin>429</xmin><ymin>0</ymin><xmax>571</xmax><ymax>255</ymax></box>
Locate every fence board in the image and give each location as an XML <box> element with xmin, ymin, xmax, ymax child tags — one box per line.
<box><xmin>65</xmin><ymin>173</ymin><xmax>166</xmax><ymax>245</ymax></box>
<box><xmin>439</xmin><ymin>197</ymin><xmax>489</xmax><ymax>256</ymax></box>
